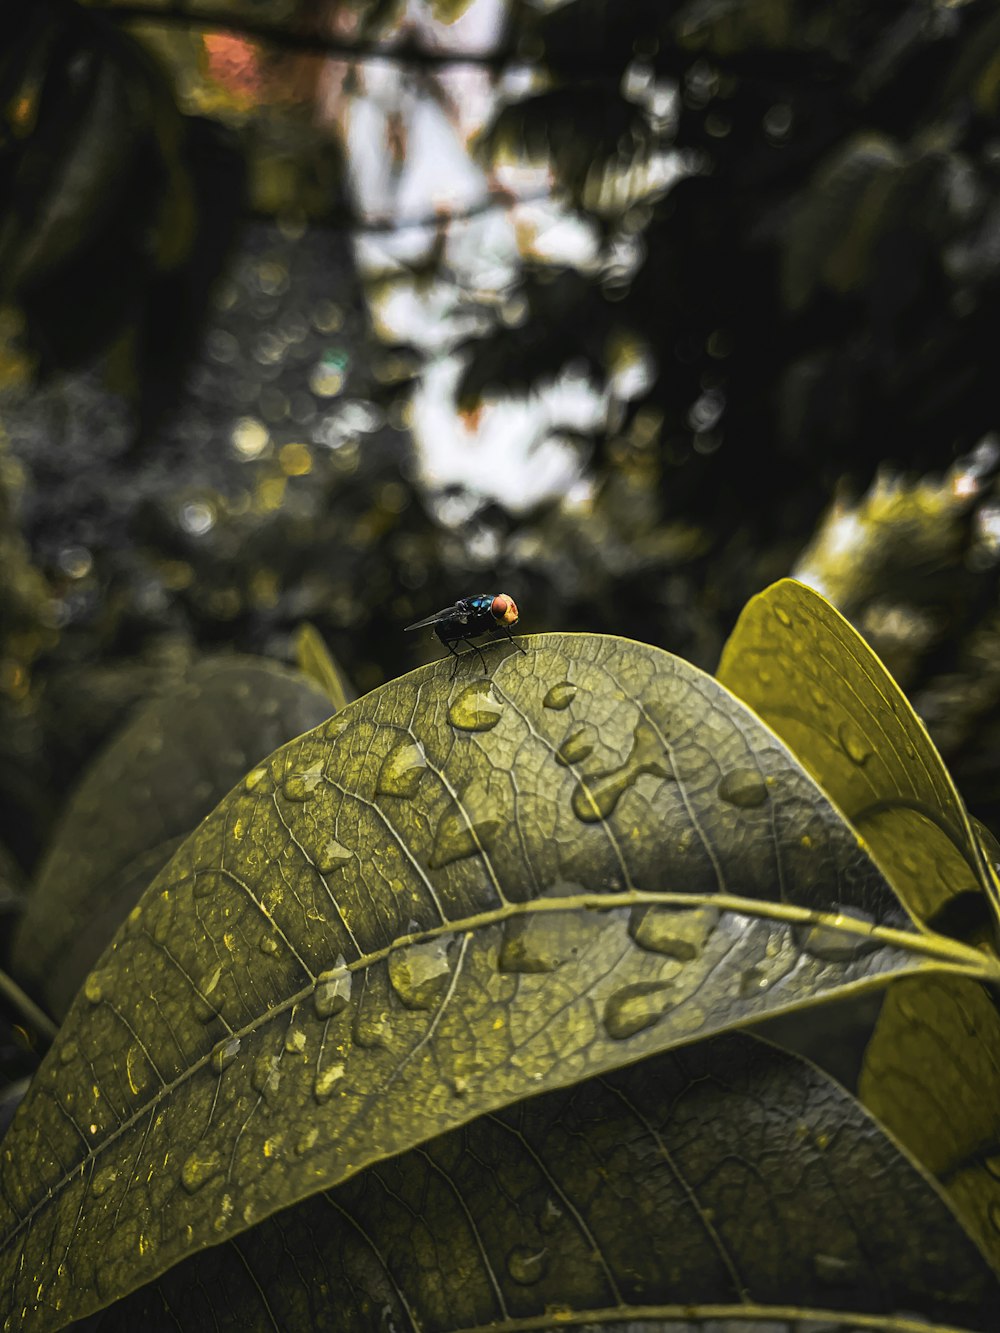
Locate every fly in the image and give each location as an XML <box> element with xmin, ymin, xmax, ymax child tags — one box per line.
<box><xmin>405</xmin><ymin>592</ymin><xmax>527</xmax><ymax>674</ymax></box>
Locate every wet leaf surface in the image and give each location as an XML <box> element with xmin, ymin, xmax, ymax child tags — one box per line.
<box><xmin>98</xmin><ymin>1033</ymin><xmax>1000</xmax><ymax>1332</ymax></box>
<box><xmin>1</xmin><ymin>633</ymin><xmax>995</xmax><ymax>1328</ymax></box>
<box><xmin>12</xmin><ymin>656</ymin><xmax>332</xmax><ymax>1018</ymax></box>
<box><xmin>716</xmin><ymin>579</ymin><xmax>1000</xmax><ymax>933</ymax></box>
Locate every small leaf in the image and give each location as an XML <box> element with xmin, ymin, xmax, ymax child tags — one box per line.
<box><xmin>12</xmin><ymin>656</ymin><xmax>332</xmax><ymax>1018</ymax></box>
<box><xmin>1</xmin><ymin>633</ymin><xmax>995</xmax><ymax>1328</ymax></box>
<box><xmin>716</xmin><ymin>578</ymin><xmax>1000</xmax><ymax>934</ymax></box>
<box><xmin>100</xmin><ymin>1034</ymin><xmax>1000</xmax><ymax>1331</ymax></box>
<box><xmin>293</xmin><ymin>622</ymin><xmax>353</xmax><ymax>712</ymax></box>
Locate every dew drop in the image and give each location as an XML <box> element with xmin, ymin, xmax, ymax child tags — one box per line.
<box><xmin>91</xmin><ymin>1165</ymin><xmax>119</xmax><ymax>1198</ymax></box>
<box><xmin>543</xmin><ymin>681</ymin><xmax>576</xmax><ymax>710</ymax></box>
<box><xmin>388</xmin><ymin>936</ymin><xmax>453</xmax><ymax>1009</ymax></box>
<box><xmin>739</xmin><ymin>966</ymin><xmax>771</xmax><ymax>998</ymax></box>
<box><xmin>315</xmin><ymin>838</ymin><xmax>352</xmax><ymax>873</ymax></box>
<box><xmin>792</xmin><ymin>907</ymin><xmax>879</xmax><ymax>963</ymax></box>
<box><xmin>282</xmin><ymin>759</ymin><xmax>325</xmax><ymax>801</ymax></box>
<box><xmin>447</xmin><ymin>681</ymin><xmax>503</xmax><ymax>733</ymax></box>
<box><xmin>507</xmin><ymin>1245</ymin><xmax>549</xmax><ymax>1285</ymax></box>
<box><xmin>251</xmin><ymin>1054</ymin><xmax>282</xmax><ymax>1098</ymax></box>
<box><xmin>603</xmin><ymin>980</ymin><xmax>676</xmax><ymax>1040</ymax></box>
<box><xmin>58</xmin><ymin>1040</ymin><xmax>78</xmax><ymax>1066</ymax></box>
<box><xmin>194</xmin><ymin>964</ymin><xmax>225</xmax><ymax>1022</ymax></box>
<box><xmin>376</xmin><ymin>739</ymin><xmax>427</xmax><ymax>797</ymax></box>
<box><xmin>180</xmin><ymin>1149</ymin><xmax>223</xmax><ymax>1194</ymax></box>
<box><xmin>538</xmin><ymin>1198</ymin><xmax>563</xmax><ymax>1234</ymax></box>
<box><xmin>499</xmin><ymin>912</ymin><xmax>576</xmax><ymax>974</ymax></box>
<box><xmin>324</xmin><ymin>712</ymin><xmax>352</xmax><ymax>740</ymax></box>
<box><xmin>428</xmin><ymin>809</ymin><xmax>501</xmax><ymax>869</ymax></box>
<box><xmin>717</xmin><ymin>767</ymin><xmax>769</xmax><ymax>809</ymax></box>
<box><xmin>629</xmin><ymin>905</ymin><xmax>719</xmax><ymax>960</ymax></box>
<box><xmin>258</xmin><ymin>932</ymin><xmax>280</xmax><ymax>956</ymax></box>
<box><xmin>571</xmin><ymin>718</ymin><xmax>670</xmax><ymax>823</ymax></box>
<box><xmin>285</xmin><ymin>1027</ymin><xmax>307</xmax><ymax>1055</ymax></box>
<box><xmin>314</xmin><ymin>1062</ymin><xmax>346</xmax><ymax>1103</ymax></box>
<box><xmin>314</xmin><ymin>958</ymin><xmax>353</xmax><ymax>1018</ymax></box>
<box><xmin>810</xmin><ymin>686</ymin><xmax>828</xmax><ymax>710</ymax></box>
<box><xmin>211</xmin><ymin>1036</ymin><xmax>241</xmax><ymax>1074</ymax></box>
<box><xmin>774</xmin><ymin>606</ymin><xmax>793</xmax><ymax>628</ymax></box>
<box><xmin>837</xmin><ymin>720</ymin><xmax>871</xmax><ymax>766</ymax></box>
<box><xmin>555</xmin><ymin>727</ymin><xmax>595</xmax><ymax>767</ymax></box>
<box><xmin>296</xmin><ymin>1127</ymin><xmax>320</xmax><ymax>1155</ymax></box>
<box><xmin>244</xmin><ymin>767</ymin><xmax>268</xmax><ymax>792</ymax></box>
<box><xmin>83</xmin><ymin>970</ymin><xmax>110</xmax><ymax>1006</ymax></box>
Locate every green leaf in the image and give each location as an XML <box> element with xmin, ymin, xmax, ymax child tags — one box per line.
<box><xmin>716</xmin><ymin>579</ymin><xmax>1000</xmax><ymax>936</ymax></box>
<box><xmin>98</xmin><ymin>1034</ymin><xmax>1000</xmax><ymax>1332</ymax></box>
<box><xmin>860</xmin><ymin>973</ymin><xmax>1000</xmax><ymax>1272</ymax></box>
<box><xmin>1</xmin><ymin>634</ymin><xmax>995</xmax><ymax>1329</ymax></box>
<box><xmin>293</xmin><ymin>622</ymin><xmax>354</xmax><ymax>713</ymax></box>
<box><xmin>11</xmin><ymin>656</ymin><xmax>333</xmax><ymax>1020</ymax></box>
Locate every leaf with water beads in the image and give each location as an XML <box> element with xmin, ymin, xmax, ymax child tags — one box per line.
<box><xmin>717</xmin><ymin>578</ymin><xmax>1000</xmax><ymax>936</ymax></box>
<box><xmin>96</xmin><ymin>1034</ymin><xmax>1000</xmax><ymax>1332</ymax></box>
<box><xmin>1</xmin><ymin>633</ymin><xmax>996</xmax><ymax>1329</ymax></box>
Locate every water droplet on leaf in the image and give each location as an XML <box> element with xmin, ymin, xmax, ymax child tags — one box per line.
<box><xmin>774</xmin><ymin>606</ymin><xmax>793</xmax><ymax>627</ymax></box>
<box><xmin>314</xmin><ymin>958</ymin><xmax>352</xmax><ymax>1018</ymax></box>
<box><xmin>296</xmin><ymin>1127</ymin><xmax>320</xmax><ymax>1155</ymax></box>
<box><xmin>543</xmin><ymin>681</ymin><xmax>576</xmax><ymax>710</ymax></box>
<box><xmin>499</xmin><ymin>912</ymin><xmax>576</xmax><ymax>974</ymax></box>
<box><xmin>629</xmin><ymin>905</ymin><xmax>719</xmax><ymax>960</ymax></box>
<box><xmin>571</xmin><ymin>718</ymin><xmax>670</xmax><ymax>823</ymax></box>
<box><xmin>717</xmin><ymin>767</ymin><xmax>768</xmax><ymax>809</ymax></box>
<box><xmin>388</xmin><ymin>936</ymin><xmax>453</xmax><ymax>1009</ymax></box>
<box><xmin>555</xmin><ymin>727</ymin><xmax>595</xmax><ymax>767</ymax></box>
<box><xmin>376</xmin><ymin>739</ymin><xmax>428</xmax><ymax>797</ymax></box>
<box><xmin>428</xmin><ymin>809</ymin><xmax>500</xmax><ymax>868</ymax></box>
<box><xmin>251</xmin><ymin>1054</ymin><xmax>281</xmax><ymax>1098</ymax></box>
<box><xmin>83</xmin><ymin>970</ymin><xmax>110</xmax><ymax>1005</ymax></box>
<box><xmin>244</xmin><ymin>767</ymin><xmax>268</xmax><ymax>792</ymax></box>
<box><xmin>314</xmin><ymin>1062</ymin><xmax>345</xmax><ymax>1102</ymax></box>
<box><xmin>258</xmin><ymin>932</ymin><xmax>280</xmax><ymax>956</ymax></box>
<box><xmin>603</xmin><ymin>981</ymin><xmax>675</xmax><ymax>1039</ymax></box>
<box><xmin>792</xmin><ymin>907</ymin><xmax>879</xmax><ymax>963</ymax></box>
<box><xmin>285</xmin><ymin>1027</ymin><xmax>307</xmax><ymax>1055</ymax></box>
<box><xmin>180</xmin><ymin>1149</ymin><xmax>223</xmax><ymax>1194</ymax></box>
<box><xmin>448</xmin><ymin>681</ymin><xmax>502</xmax><ymax>732</ymax></box>
<box><xmin>507</xmin><ymin>1245</ymin><xmax>549</xmax><ymax>1284</ymax></box>
<box><xmin>282</xmin><ymin>760</ymin><xmax>325</xmax><ymax>801</ymax></box>
<box><xmin>314</xmin><ymin>838</ymin><xmax>352</xmax><ymax>873</ymax></box>
<box><xmin>837</xmin><ymin>721</ymin><xmax>871</xmax><ymax>766</ymax></box>
<box><xmin>91</xmin><ymin>1165</ymin><xmax>119</xmax><ymax>1198</ymax></box>
<box><xmin>211</xmin><ymin>1036</ymin><xmax>241</xmax><ymax>1074</ymax></box>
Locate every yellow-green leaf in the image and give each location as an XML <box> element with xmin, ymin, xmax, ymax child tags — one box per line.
<box><xmin>1</xmin><ymin>633</ymin><xmax>995</xmax><ymax>1329</ymax></box>
<box><xmin>860</xmin><ymin>973</ymin><xmax>1000</xmax><ymax>1271</ymax></box>
<box><xmin>716</xmin><ymin>578</ymin><xmax>1000</xmax><ymax>935</ymax></box>
<box><xmin>293</xmin><ymin>621</ymin><xmax>353</xmax><ymax>712</ymax></box>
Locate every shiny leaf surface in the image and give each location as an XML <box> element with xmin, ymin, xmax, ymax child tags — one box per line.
<box><xmin>1</xmin><ymin>633</ymin><xmax>995</xmax><ymax>1329</ymax></box>
<box><xmin>716</xmin><ymin>579</ymin><xmax>1000</xmax><ymax>933</ymax></box>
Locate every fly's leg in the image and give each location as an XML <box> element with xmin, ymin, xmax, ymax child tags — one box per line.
<box><xmin>503</xmin><ymin>627</ymin><xmax>527</xmax><ymax>656</ymax></box>
<box><xmin>443</xmin><ymin>639</ymin><xmax>464</xmax><ymax>679</ymax></box>
<box><xmin>470</xmin><ymin>640</ymin><xmax>489</xmax><ymax>674</ymax></box>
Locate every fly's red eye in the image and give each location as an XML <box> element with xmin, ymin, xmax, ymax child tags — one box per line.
<box><xmin>491</xmin><ymin>594</ymin><xmax>518</xmax><ymax>626</ymax></box>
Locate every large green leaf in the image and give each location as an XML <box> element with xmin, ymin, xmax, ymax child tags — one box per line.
<box><xmin>99</xmin><ymin>1033</ymin><xmax>1000</xmax><ymax>1331</ymax></box>
<box><xmin>12</xmin><ymin>655</ymin><xmax>332</xmax><ymax>1019</ymax></box>
<box><xmin>716</xmin><ymin>578</ymin><xmax>1000</xmax><ymax>935</ymax></box>
<box><xmin>1</xmin><ymin>634</ymin><xmax>994</xmax><ymax>1329</ymax></box>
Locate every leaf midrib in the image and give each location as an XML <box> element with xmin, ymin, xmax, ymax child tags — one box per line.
<box><xmin>3</xmin><ymin>888</ymin><xmax>995</xmax><ymax>1259</ymax></box>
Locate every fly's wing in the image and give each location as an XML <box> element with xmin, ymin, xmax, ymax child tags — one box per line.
<box><xmin>404</xmin><ymin>602</ymin><xmax>469</xmax><ymax>631</ymax></box>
